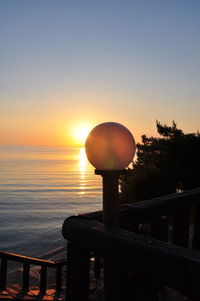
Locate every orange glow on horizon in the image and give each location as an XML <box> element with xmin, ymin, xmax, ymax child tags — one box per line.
<box><xmin>70</xmin><ymin>123</ymin><xmax>93</xmax><ymax>147</ymax></box>
<box><xmin>0</xmin><ymin>111</ymin><xmax>142</xmax><ymax>147</ymax></box>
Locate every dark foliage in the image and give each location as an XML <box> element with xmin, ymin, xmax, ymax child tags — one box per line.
<box><xmin>120</xmin><ymin>121</ymin><xmax>200</xmax><ymax>202</ymax></box>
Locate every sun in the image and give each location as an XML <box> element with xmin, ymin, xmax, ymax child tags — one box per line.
<box><xmin>71</xmin><ymin>124</ymin><xmax>92</xmax><ymax>146</ymax></box>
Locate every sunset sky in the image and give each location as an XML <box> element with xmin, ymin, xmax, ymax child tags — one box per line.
<box><xmin>1</xmin><ymin>1</ymin><xmax>200</xmax><ymax>147</ymax></box>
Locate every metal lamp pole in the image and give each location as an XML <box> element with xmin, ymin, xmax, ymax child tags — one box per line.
<box><xmin>95</xmin><ymin>170</ymin><xmax>124</xmax><ymax>226</ymax></box>
<box><xmin>95</xmin><ymin>169</ymin><xmax>125</xmax><ymax>301</ymax></box>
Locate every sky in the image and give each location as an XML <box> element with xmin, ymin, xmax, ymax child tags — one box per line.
<box><xmin>0</xmin><ymin>0</ymin><xmax>200</xmax><ymax>146</ymax></box>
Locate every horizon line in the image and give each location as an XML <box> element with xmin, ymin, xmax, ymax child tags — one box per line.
<box><xmin>0</xmin><ymin>143</ymin><xmax>85</xmax><ymax>148</ymax></box>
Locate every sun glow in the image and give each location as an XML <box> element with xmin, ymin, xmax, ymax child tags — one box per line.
<box><xmin>71</xmin><ymin>124</ymin><xmax>93</xmax><ymax>146</ymax></box>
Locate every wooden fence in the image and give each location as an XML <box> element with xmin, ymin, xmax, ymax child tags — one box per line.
<box><xmin>62</xmin><ymin>187</ymin><xmax>200</xmax><ymax>301</ymax></box>
<box><xmin>0</xmin><ymin>251</ymin><xmax>66</xmax><ymax>295</ymax></box>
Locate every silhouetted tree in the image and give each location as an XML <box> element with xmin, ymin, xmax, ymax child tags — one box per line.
<box><xmin>120</xmin><ymin>121</ymin><xmax>200</xmax><ymax>202</ymax></box>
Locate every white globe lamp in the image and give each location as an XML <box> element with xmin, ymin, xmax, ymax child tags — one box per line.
<box><xmin>85</xmin><ymin>122</ymin><xmax>136</xmax><ymax>226</ymax></box>
<box><xmin>85</xmin><ymin>122</ymin><xmax>135</xmax><ymax>170</ymax></box>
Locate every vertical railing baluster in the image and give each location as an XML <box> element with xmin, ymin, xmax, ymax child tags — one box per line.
<box><xmin>151</xmin><ymin>215</ymin><xmax>169</xmax><ymax>241</ymax></box>
<box><xmin>66</xmin><ymin>241</ymin><xmax>90</xmax><ymax>301</ymax></box>
<box><xmin>56</xmin><ymin>263</ymin><xmax>62</xmax><ymax>292</ymax></box>
<box><xmin>104</xmin><ymin>259</ymin><xmax>128</xmax><ymax>301</ymax></box>
<box><xmin>130</xmin><ymin>275</ymin><xmax>159</xmax><ymax>301</ymax></box>
<box><xmin>94</xmin><ymin>256</ymin><xmax>101</xmax><ymax>279</ymax></box>
<box><xmin>22</xmin><ymin>261</ymin><xmax>30</xmax><ymax>292</ymax></box>
<box><xmin>192</xmin><ymin>206</ymin><xmax>200</xmax><ymax>250</ymax></box>
<box><xmin>40</xmin><ymin>265</ymin><xmax>47</xmax><ymax>295</ymax></box>
<box><xmin>0</xmin><ymin>257</ymin><xmax>7</xmax><ymax>291</ymax></box>
<box><xmin>173</xmin><ymin>205</ymin><xmax>189</xmax><ymax>247</ymax></box>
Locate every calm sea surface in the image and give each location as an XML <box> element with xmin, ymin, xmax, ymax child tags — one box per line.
<box><xmin>0</xmin><ymin>145</ymin><xmax>102</xmax><ymax>258</ymax></box>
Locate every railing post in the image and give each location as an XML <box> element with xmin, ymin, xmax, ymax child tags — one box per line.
<box><xmin>173</xmin><ymin>205</ymin><xmax>189</xmax><ymax>247</ymax></box>
<box><xmin>130</xmin><ymin>275</ymin><xmax>159</xmax><ymax>301</ymax></box>
<box><xmin>40</xmin><ymin>266</ymin><xmax>47</xmax><ymax>295</ymax></box>
<box><xmin>192</xmin><ymin>206</ymin><xmax>200</xmax><ymax>250</ymax></box>
<box><xmin>95</xmin><ymin>170</ymin><xmax>123</xmax><ymax>301</ymax></box>
<box><xmin>103</xmin><ymin>258</ymin><xmax>128</xmax><ymax>301</ymax></box>
<box><xmin>66</xmin><ymin>241</ymin><xmax>90</xmax><ymax>301</ymax></box>
<box><xmin>56</xmin><ymin>263</ymin><xmax>62</xmax><ymax>292</ymax></box>
<box><xmin>151</xmin><ymin>216</ymin><xmax>169</xmax><ymax>241</ymax></box>
<box><xmin>22</xmin><ymin>262</ymin><xmax>30</xmax><ymax>292</ymax></box>
<box><xmin>0</xmin><ymin>258</ymin><xmax>7</xmax><ymax>291</ymax></box>
<box><xmin>94</xmin><ymin>256</ymin><xmax>101</xmax><ymax>279</ymax></box>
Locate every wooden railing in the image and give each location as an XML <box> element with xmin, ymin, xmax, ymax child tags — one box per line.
<box><xmin>0</xmin><ymin>251</ymin><xmax>66</xmax><ymax>294</ymax></box>
<box><xmin>62</xmin><ymin>187</ymin><xmax>200</xmax><ymax>301</ymax></box>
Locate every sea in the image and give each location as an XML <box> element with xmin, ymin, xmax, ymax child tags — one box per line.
<box><xmin>0</xmin><ymin>145</ymin><xmax>102</xmax><ymax>260</ymax></box>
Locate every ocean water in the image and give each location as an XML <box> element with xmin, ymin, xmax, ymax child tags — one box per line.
<box><xmin>0</xmin><ymin>145</ymin><xmax>102</xmax><ymax>258</ymax></box>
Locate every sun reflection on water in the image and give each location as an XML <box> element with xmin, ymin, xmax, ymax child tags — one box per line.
<box><xmin>79</xmin><ymin>147</ymin><xmax>88</xmax><ymax>195</ymax></box>
<box><xmin>79</xmin><ymin>148</ymin><xmax>87</xmax><ymax>173</ymax></box>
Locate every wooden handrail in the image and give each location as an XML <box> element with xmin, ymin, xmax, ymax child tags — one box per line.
<box><xmin>0</xmin><ymin>251</ymin><xmax>63</xmax><ymax>267</ymax></box>
<box><xmin>0</xmin><ymin>251</ymin><xmax>66</xmax><ymax>294</ymax></box>
<box><xmin>83</xmin><ymin>187</ymin><xmax>200</xmax><ymax>223</ymax></box>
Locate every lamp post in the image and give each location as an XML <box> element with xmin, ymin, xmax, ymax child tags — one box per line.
<box><xmin>85</xmin><ymin>122</ymin><xmax>136</xmax><ymax>300</ymax></box>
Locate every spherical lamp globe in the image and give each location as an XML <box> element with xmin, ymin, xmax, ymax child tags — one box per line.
<box><xmin>85</xmin><ymin>122</ymin><xmax>136</xmax><ymax>170</ymax></box>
